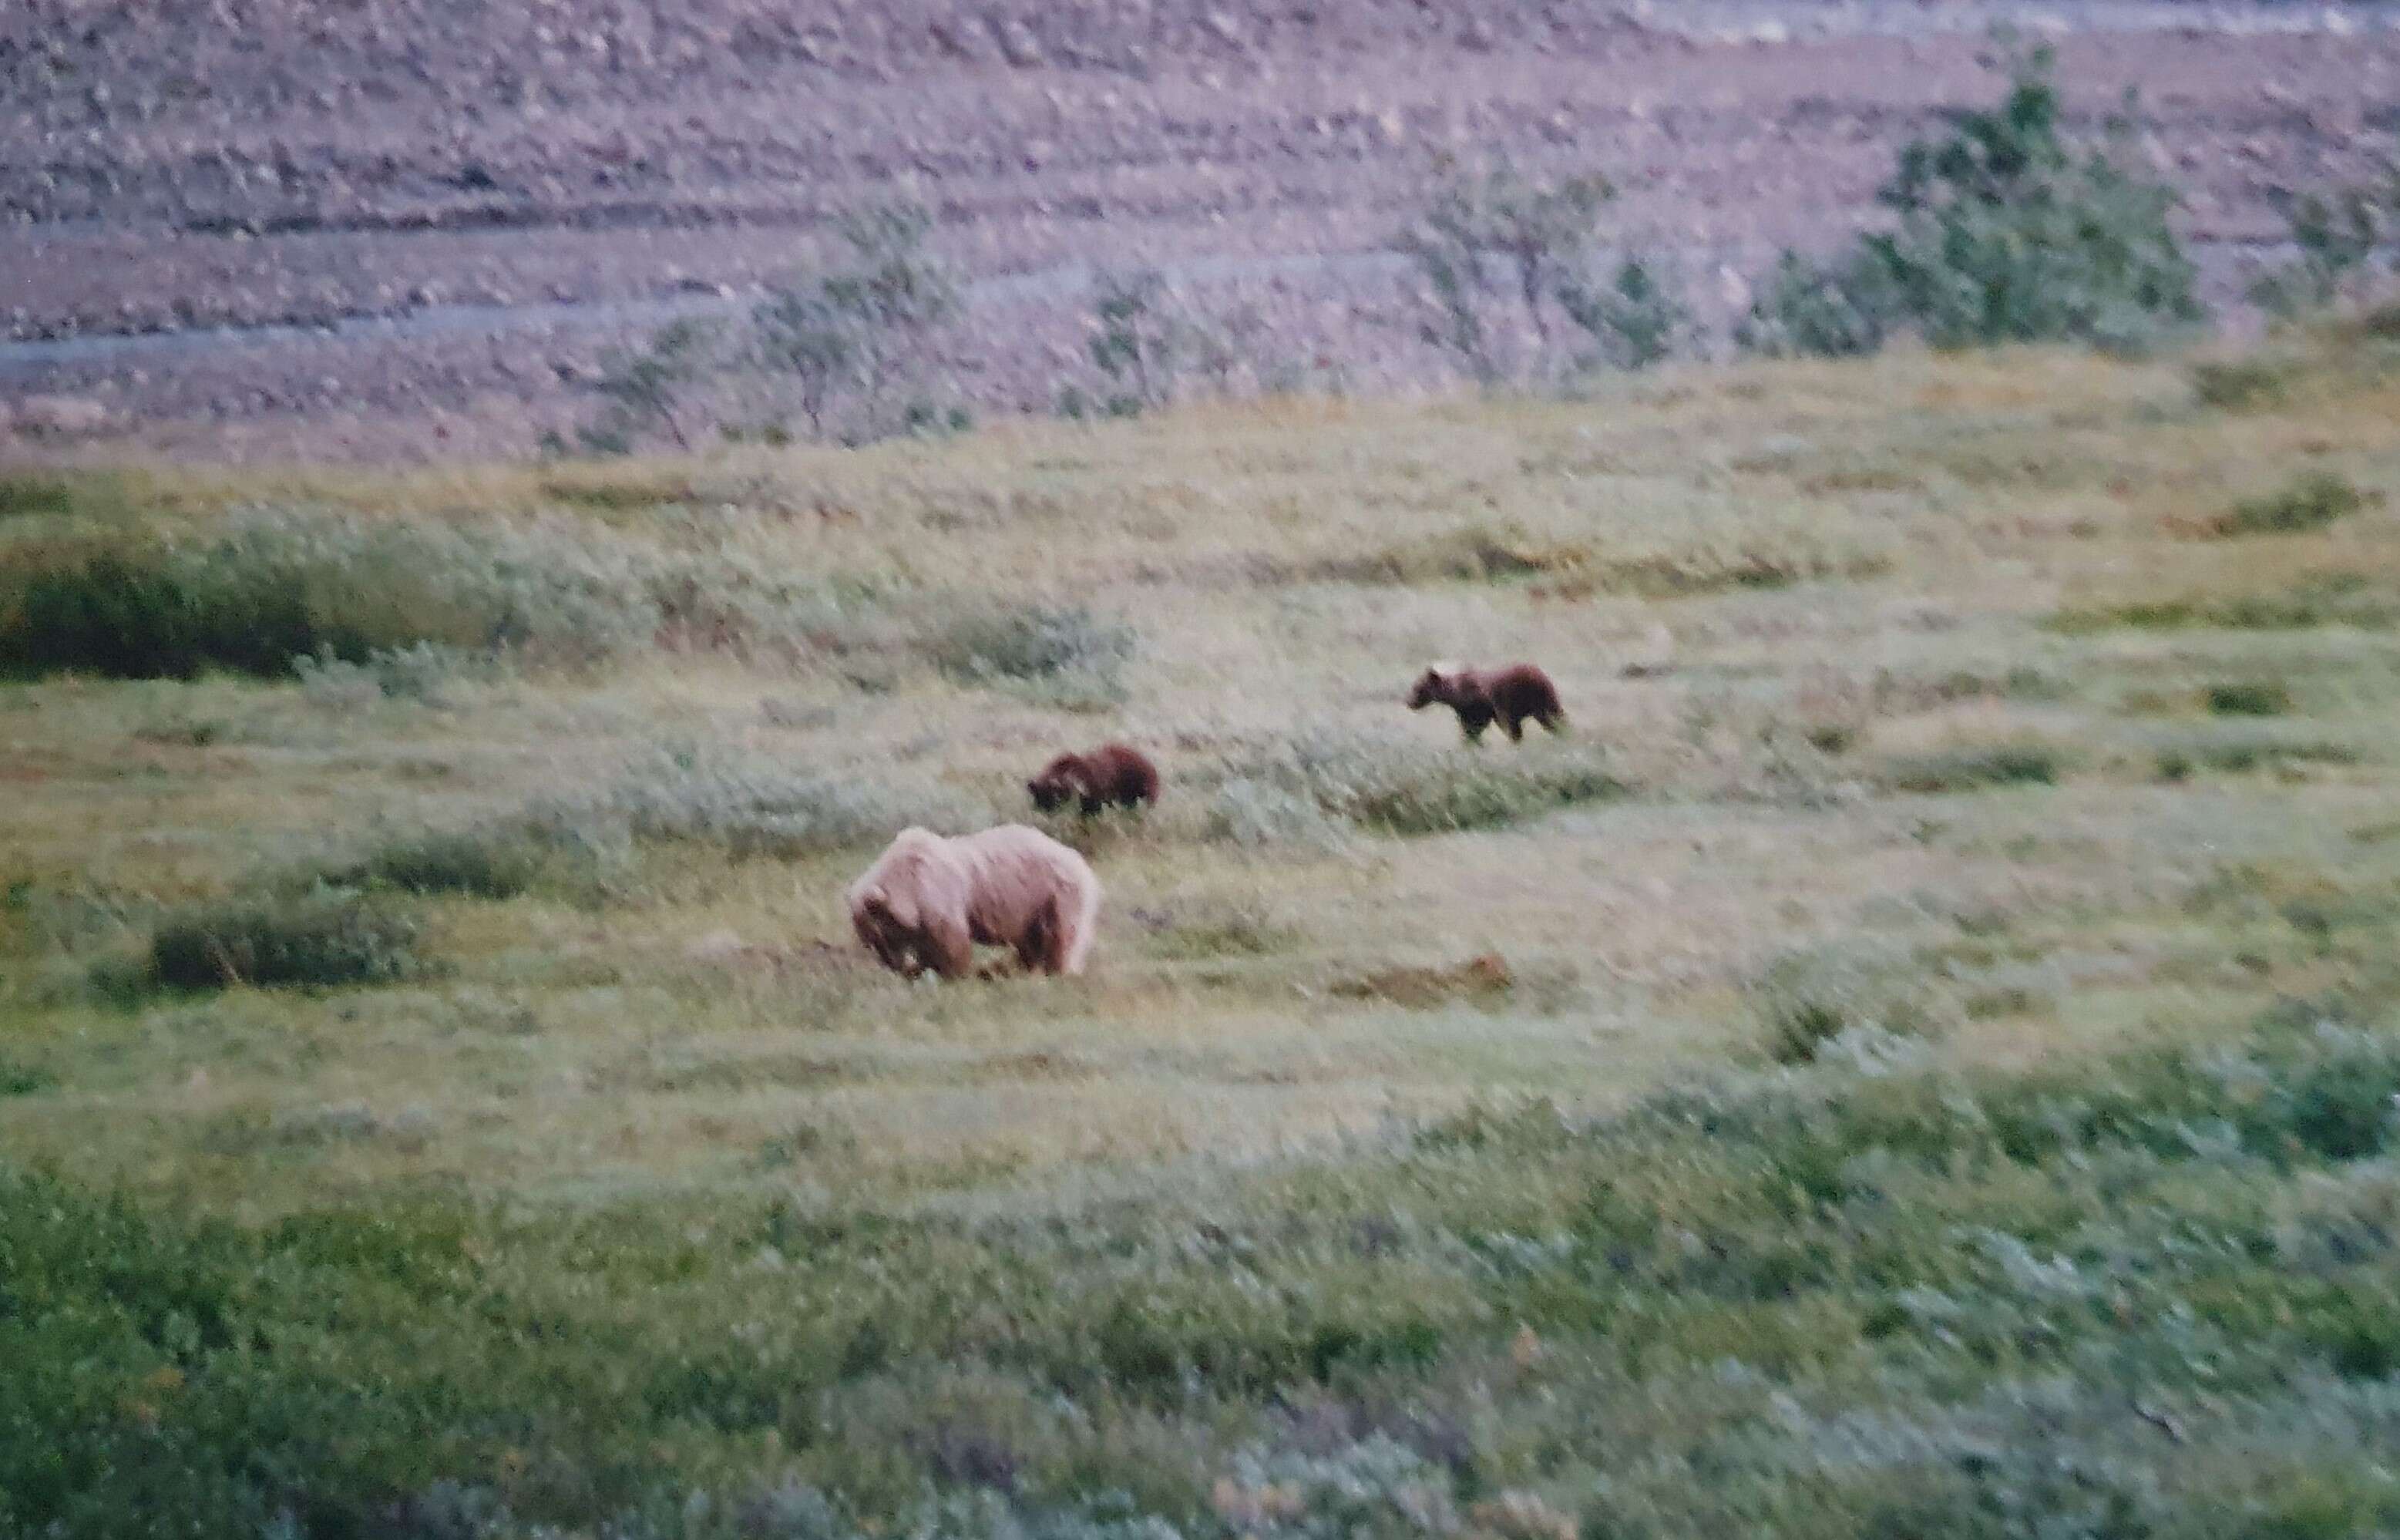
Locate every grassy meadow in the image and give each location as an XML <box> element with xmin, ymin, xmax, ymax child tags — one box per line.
<box><xmin>6</xmin><ymin>321</ymin><xmax>2400</xmax><ymax>1537</ymax></box>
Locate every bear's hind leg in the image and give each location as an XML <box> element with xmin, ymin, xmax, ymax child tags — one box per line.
<box><xmin>1016</xmin><ymin>902</ymin><xmax>1057</xmax><ymax>974</ymax></box>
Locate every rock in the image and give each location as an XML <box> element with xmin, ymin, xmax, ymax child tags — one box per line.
<box><xmin>993</xmin><ymin>20</ymin><xmax>1047</xmax><ymax>68</ymax></box>
<box><xmin>684</xmin><ymin>929</ymin><xmax>750</xmax><ymax>963</ymax></box>
<box><xmin>9</xmin><ymin>394</ymin><xmax>110</xmax><ymax>437</ymax></box>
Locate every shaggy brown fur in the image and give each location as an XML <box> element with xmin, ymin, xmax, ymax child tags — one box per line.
<box><xmin>1027</xmin><ymin>743</ymin><xmax>1161</xmax><ymax>815</ymax></box>
<box><xmin>1405</xmin><ymin>662</ymin><xmax>1567</xmax><ymax>743</ymax></box>
<box><xmin>847</xmin><ymin>825</ymin><xmax>1102</xmax><ymax>978</ymax></box>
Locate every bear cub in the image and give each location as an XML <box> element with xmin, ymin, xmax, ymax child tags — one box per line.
<box><xmin>1028</xmin><ymin>742</ymin><xmax>1161</xmax><ymax>815</ymax></box>
<box><xmin>1405</xmin><ymin>663</ymin><xmax>1566</xmax><ymax>743</ymax></box>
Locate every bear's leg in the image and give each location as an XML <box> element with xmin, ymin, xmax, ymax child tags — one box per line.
<box><xmin>1458</xmin><ymin>708</ymin><xmax>1488</xmax><ymax>744</ymax></box>
<box><xmin>925</xmin><ymin>913</ymin><xmax>976</xmax><ymax>979</ymax></box>
<box><xmin>1054</xmin><ymin>881</ymin><xmax>1099</xmax><ymax>976</ymax></box>
<box><xmin>1502</xmin><ymin>711</ymin><xmax>1526</xmax><ymax>742</ymax></box>
<box><xmin>1016</xmin><ymin>903</ymin><xmax>1056</xmax><ymax>973</ymax></box>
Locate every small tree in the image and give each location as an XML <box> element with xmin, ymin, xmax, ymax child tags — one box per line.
<box><xmin>1734</xmin><ymin>250</ymin><xmax>1897</xmax><ymax>358</ymax></box>
<box><xmin>580</xmin><ymin>318</ymin><xmax>720</xmax><ymax>452</ymax></box>
<box><xmin>1088</xmin><ymin>267</ymin><xmax>1183</xmax><ymax>415</ymax></box>
<box><xmin>1863</xmin><ymin>45</ymin><xmax>2202</xmax><ymax>351</ymax></box>
<box><xmin>1559</xmin><ymin>257</ymin><xmax>1692</xmax><ymax>370</ymax></box>
<box><xmin>751</xmin><ymin>284</ymin><xmax>854</xmax><ymax>440</ymax></box>
<box><xmin>749</xmin><ymin>199</ymin><xmax>966</xmax><ymax>443</ymax></box>
<box><xmin>824</xmin><ymin>200</ymin><xmax>963</xmax><ymax>435</ymax></box>
<box><xmin>2251</xmin><ymin>169</ymin><xmax>2398</xmax><ymax>318</ymax></box>
<box><xmin>1397</xmin><ymin>160</ymin><xmax>1614</xmax><ymax>382</ymax></box>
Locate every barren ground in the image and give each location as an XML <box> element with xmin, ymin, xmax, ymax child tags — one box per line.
<box><xmin>2</xmin><ymin>0</ymin><xmax>2396</xmax><ymax>460</ymax></box>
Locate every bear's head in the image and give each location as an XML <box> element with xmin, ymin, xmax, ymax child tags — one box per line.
<box><xmin>1027</xmin><ymin>758</ymin><xmax>1084</xmax><ymax>812</ymax></box>
<box><xmin>1406</xmin><ymin>664</ymin><xmax>1458</xmax><ymax>710</ymax></box>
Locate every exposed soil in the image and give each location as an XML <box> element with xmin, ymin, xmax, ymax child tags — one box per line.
<box><xmin>2</xmin><ymin>0</ymin><xmax>2394</xmax><ymax>462</ymax></box>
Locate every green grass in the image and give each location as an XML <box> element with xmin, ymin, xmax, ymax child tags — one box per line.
<box><xmin>7</xmin><ymin>331</ymin><xmax>2400</xmax><ymax>1537</ymax></box>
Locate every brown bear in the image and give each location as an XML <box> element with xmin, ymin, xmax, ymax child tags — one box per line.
<box><xmin>1405</xmin><ymin>661</ymin><xmax>1567</xmax><ymax>743</ymax></box>
<box><xmin>847</xmin><ymin>825</ymin><xmax>1101</xmax><ymax>979</ymax></box>
<box><xmin>1027</xmin><ymin>743</ymin><xmax>1161</xmax><ymax>815</ymax></box>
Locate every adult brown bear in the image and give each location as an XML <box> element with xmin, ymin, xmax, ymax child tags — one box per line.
<box><xmin>1027</xmin><ymin>743</ymin><xmax>1160</xmax><ymax>815</ymax></box>
<box><xmin>847</xmin><ymin>825</ymin><xmax>1101</xmax><ymax>978</ymax></box>
<box><xmin>1405</xmin><ymin>662</ymin><xmax>1567</xmax><ymax>743</ymax></box>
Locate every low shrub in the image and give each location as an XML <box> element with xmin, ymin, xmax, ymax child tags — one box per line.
<box><xmin>1753</xmin><ymin>940</ymin><xmax>1961</xmax><ymax>1064</ymax></box>
<box><xmin>0</xmin><ymin>512</ymin><xmax>654</xmax><ymax>680</ymax></box>
<box><xmin>0</xmin><ymin>1058</ymin><xmax>58</xmax><ymax>1096</ymax></box>
<box><xmin>2052</xmin><ymin>577</ymin><xmax>2399</xmax><ymax>634</ymax></box>
<box><xmin>145</xmin><ymin>894</ymin><xmax>422</xmax><ymax>991</ymax></box>
<box><xmin>2208</xmin><ymin>681</ymin><xmax>2295</xmax><ymax>718</ymax></box>
<box><xmin>1735</xmin><ymin>249</ymin><xmax>1897</xmax><ymax>358</ymax></box>
<box><xmin>1204</xmin><ymin>778</ymin><xmax>1352</xmax><ymax>851</ymax></box>
<box><xmin>546</xmin><ymin>748</ymin><xmax>992</xmax><ymax>861</ymax></box>
<box><xmin>1879</xmin><ymin>743</ymin><xmax>2060</xmax><ymax>794</ymax></box>
<box><xmin>0</xmin><ymin>509</ymin><xmax>900</xmax><ymax>681</ymax></box>
<box><xmin>2214</xmin><ymin>472</ymin><xmax>2371</xmax><ymax>537</ymax></box>
<box><xmin>0</xmin><ymin>474</ymin><xmax>79</xmax><ymax>519</ymax></box>
<box><xmin>1231</xmin><ymin>728</ymin><xmax>1624</xmax><ymax>836</ymax></box>
<box><xmin>2191</xmin><ymin>357</ymin><xmax>2297</xmax><ymax>411</ymax></box>
<box><xmin>923</xmin><ymin>604</ymin><xmax>1134</xmax><ymax>694</ymax></box>
<box><xmin>336</xmin><ymin>827</ymin><xmax>553</xmax><ymax>900</ymax></box>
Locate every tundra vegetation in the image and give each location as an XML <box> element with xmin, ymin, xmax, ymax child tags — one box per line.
<box><xmin>8</xmin><ymin>301</ymin><xmax>2400</xmax><ymax>1537</ymax></box>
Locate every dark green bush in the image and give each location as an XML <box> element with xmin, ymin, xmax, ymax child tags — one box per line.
<box><xmin>146</xmin><ymin>895</ymin><xmax>421</xmax><ymax>990</ymax></box>
<box><xmin>1739</xmin><ymin>47</ymin><xmax>2203</xmax><ymax>360</ymax></box>
<box><xmin>2191</xmin><ymin>357</ymin><xmax>2297</xmax><ymax>411</ymax></box>
<box><xmin>1864</xmin><ymin>46</ymin><xmax>2202</xmax><ymax>351</ymax></box>
<box><xmin>2</xmin><ymin>550</ymin><xmax>354</xmax><ymax>680</ymax></box>
<box><xmin>0</xmin><ymin>474</ymin><xmax>79</xmax><ymax>519</ymax></box>
<box><xmin>2217</xmin><ymin>472</ymin><xmax>2370</xmax><ymax>536</ymax></box>
<box><xmin>2208</xmin><ymin>681</ymin><xmax>2295</xmax><ymax>717</ymax></box>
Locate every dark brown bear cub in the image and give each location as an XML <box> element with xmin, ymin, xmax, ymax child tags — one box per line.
<box><xmin>1028</xmin><ymin>743</ymin><xmax>1161</xmax><ymax>815</ymax></box>
<box><xmin>1406</xmin><ymin>662</ymin><xmax>1566</xmax><ymax>743</ymax></box>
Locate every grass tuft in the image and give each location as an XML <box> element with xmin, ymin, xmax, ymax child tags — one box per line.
<box><xmin>1878</xmin><ymin>743</ymin><xmax>2060</xmax><ymax>795</ymax></box>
